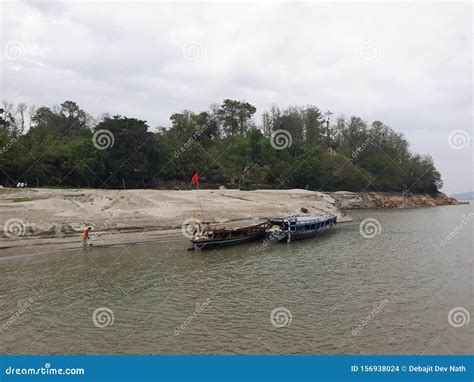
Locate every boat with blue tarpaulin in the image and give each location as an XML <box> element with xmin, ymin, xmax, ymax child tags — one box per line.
<box><xmin>266</xmin><ymin>214</ymin><xmax>337</xmax><ymax>243</ymax></box>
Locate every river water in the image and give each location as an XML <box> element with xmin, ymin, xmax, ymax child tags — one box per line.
<box><xmin>1</xmin><ymin>205</ymin><xmax>472</xmax><ymax>354</ymax></box>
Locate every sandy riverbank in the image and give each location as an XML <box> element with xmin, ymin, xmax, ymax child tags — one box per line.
<box><xmin>0</xmin><ymin>188</ymin><xmax>350</xmax><ymax>256</ymax></box>
<box><xmin>0</xmin><ymin>188</ymin><xmax>460</xmax><ymax>256</ymax></box>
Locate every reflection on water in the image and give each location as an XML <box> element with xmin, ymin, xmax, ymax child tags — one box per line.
<box><xmin>0</xmin><ymin>205</ymin><xmax>472</xmax><ymax>354</ymax></box>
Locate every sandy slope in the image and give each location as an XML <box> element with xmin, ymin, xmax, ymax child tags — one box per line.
<box><xmin>0</xmin><ymin>188</ymin><xmax>350</xmax><ymax>256</ymax></box>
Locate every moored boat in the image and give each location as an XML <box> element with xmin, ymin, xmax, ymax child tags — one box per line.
<box><xmin>266</xmin><ymin>214</ymin><xmax>337</xmax><ymax>243</ymax></box>
<box><xmin>191</xmin><ymin>221</ymin><xmax>268</xmax><ymax>250</ymax></box>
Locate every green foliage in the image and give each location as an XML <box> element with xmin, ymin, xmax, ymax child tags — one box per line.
<box><xmin>0</xmin><ymin>99</ymin><xmax>443</xmax><ymax>194</ymax></box>
<box><xmin>217</xmin><ymin>99</ymin><xmax>256</xmax><ymax>137</ymax></box>
<box><xmin>96</xmin><ymin>116</ymin><xmax>159</xmax><ymax>188</ymax></box>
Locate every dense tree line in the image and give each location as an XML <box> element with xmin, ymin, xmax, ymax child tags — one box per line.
<box><xmin>0</xmin><ymin>99</ymin><xmax>442</xmax><ymax>194</ymax></box>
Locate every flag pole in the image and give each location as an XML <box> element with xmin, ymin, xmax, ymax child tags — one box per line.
<box><xmin>196</xmin><ymin>180</ymin><xmax>199</xmax><ymax>217</ymax></box>
<box><xmin>196</xmin><ymin>179</ymin><xmax>204</xmax><ymax>222</ymax></box>
<box><xmin>192</xmin><ymin>172</ymin><xmax>204</xmax><ymax>223</ymax></box>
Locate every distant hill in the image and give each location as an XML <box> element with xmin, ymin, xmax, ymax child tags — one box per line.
<box><xmin>450</xmin><ymin>191</ymin><xmax>474</xmax><ymax>200</ymax></box>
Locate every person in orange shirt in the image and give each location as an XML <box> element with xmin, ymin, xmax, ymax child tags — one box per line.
<box><xmin>82</xmin><ymin>227</ymin><xmax>92</xmax><ymax>247</ymax></box>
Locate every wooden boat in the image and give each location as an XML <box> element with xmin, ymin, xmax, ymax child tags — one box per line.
<box><xmin>191</xmin><ymin>221</ymin><xmax>268</xmax><ymax>250</ymax></box>
<box><xmin>266</xmin><ymin>214</ymin><xmax>337</xmax><ymax>243</ymax></box>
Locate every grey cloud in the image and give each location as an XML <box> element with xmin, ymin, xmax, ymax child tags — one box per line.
<box><xmin>1</xmin><ymin>1</ymin><xmax>472</xmax><ymax>194</ymax></box>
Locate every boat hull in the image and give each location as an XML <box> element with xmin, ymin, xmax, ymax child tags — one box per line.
<box><xmin>269</xmin><ymin>224</ymin><xmax>333</xmax><ymax>242</ymax></box>
<box><xmin>192</xmin><ymin>231</ymin><xmax>266</xmax><ymax>250</ymax></box>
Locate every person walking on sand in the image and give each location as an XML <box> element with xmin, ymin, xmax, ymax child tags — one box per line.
<box><xmin>82</xmin><ymin>227</ymin><xmax>92</xmax><ymax>248</ymax></box>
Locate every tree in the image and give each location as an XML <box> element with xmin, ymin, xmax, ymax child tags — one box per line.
<box><xmin>95</xmin><ymin>116</ymin><xmax>158</xmax><ymax>188</ymax></box>
<box><xmin>0</xmin><ymin>108</ymin><xmax>11</xmax><ymax>130</ymax></box>
<box><xmin>0</xmin><ymin>99</ymin><xmax>444</xmax><ymax>194</ymax></box>
<box><xmin>16</xmin><ymin>102</ymin><xmax>27</xmax><ymax>135</ymax></box>
<box><xmin>1</xmin><ymin>102</ymin><xmax>17</xmax><ymax>134</ymax></box>
<box><xmin>304</xmin><ymin>105</ymin><xmax>325</xmax><ymax>146</ymax></box>
<box><xmin>406</xmin><ymin>154</ymin><xmax>442</xmax><ymax>194</ymax></box>
<box><xmin>261</xmin><ymin>111</ymin><xmax>271</xmax><ymax>138</ymax></box>
<box><xmin>279</xmin><ymin>106</ymin><xmax>304</xmax><ymax>151</ymax></box>
<box><xmin>217</xmin><ymin>99</ymin><xmax>256</xmax><ymax>136</ymax></box>
<box><xmin>59</xmin><ymin>100</ymin><xmax>93</xmax><ymax>132</ymax></box>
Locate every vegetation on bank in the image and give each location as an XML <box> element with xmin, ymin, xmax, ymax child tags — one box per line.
<box><xmin>0</xmin><ymin>100</ymin><xmax>442</xmax><ymax>193</ymax></box>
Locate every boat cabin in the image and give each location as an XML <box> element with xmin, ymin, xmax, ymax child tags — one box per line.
<box><xmin>268</xmin><ymin>215</ymin><xmax>337</xmax><ymax>232</ymax></box>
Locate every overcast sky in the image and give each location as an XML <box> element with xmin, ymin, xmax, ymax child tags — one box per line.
<box><xmin>1</xmin><ymin>0</ymin><xmax>472</xmax><ymax>194</ymax></box>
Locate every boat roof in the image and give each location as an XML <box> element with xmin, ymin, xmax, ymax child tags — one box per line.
<box><xmin>268</xmin><ymin>214</ymin><xmax>336</xmax><ymax>224</ymax></box>
<box><xmin>203</xmin><ymin>221</ymin><xmax>267</xmax><ymax>232</ymax></box>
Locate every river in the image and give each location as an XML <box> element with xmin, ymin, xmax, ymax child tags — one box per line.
<box><xmin>1</xmin><ymin>204</ymin><xmax>472</xmax><ymax>354</ymax></box>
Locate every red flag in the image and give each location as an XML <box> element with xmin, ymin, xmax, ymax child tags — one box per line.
<box><xmin>191</xmin><ymin>172</ymin><xmax>199</xmax><ymax>185</ymax></box>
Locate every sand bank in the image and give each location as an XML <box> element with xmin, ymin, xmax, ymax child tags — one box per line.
<box><xmin>0</xmin><ymin>188</ymin><xmax>350</xmax><ymax>256</ymax></box>
<box><xmin>0</xmin><ymin>188</ymin><xmax>460</xmax><ymax>256</ymax></box>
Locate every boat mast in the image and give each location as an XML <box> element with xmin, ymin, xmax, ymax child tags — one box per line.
<box><xmin>192</xmin><ymin>171</ymin><xmax>204</xmax><ymax>222</ymax></box>
<box><xmin>196</xmin><ymin>179</ymin><xmax>204</xmax><ymax>221</ymax></box>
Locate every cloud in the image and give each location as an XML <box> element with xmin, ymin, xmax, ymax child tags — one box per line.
<box><xmin>1</xmin><ymin>1</ymin><xmax>472</xmax><ymax>193</ymax></box>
